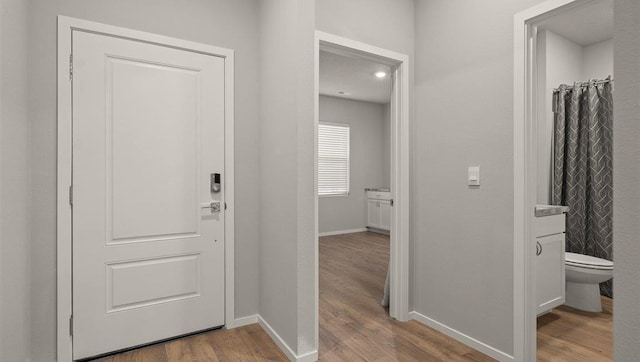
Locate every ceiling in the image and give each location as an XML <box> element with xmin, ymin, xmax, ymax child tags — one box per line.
<box><xmin>537</xmin><ymin>0</ymin><xmax>613</xmax><ymax>46</ymax></box>
<box><xmin>319</xmin><ymin>50</ymin><xmax>391</xmax><ymax>104</ymax></box>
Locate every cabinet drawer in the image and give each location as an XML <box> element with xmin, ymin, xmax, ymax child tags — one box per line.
<box><xmin>367</xmin><ymin>191</ymin><xmax>391</xmax><ymax>200</ymax></box>
<box><xmin>534</xmin><ymin>214</ymin><xmax>566</xmax><ymax>237</ymax></box>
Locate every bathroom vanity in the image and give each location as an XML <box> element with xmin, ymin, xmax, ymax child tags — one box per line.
<box><xmin>366</xmin><ymin>189</ymin><xmax>391</xmax><ymax>232</ymax></box>
<box><xmin>534</xmin><ymin>205</ymin><xmax>568</xmax><ymax>315</ymax></box>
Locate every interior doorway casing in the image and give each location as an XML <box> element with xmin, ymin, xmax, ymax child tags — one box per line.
<box><xmin>513</xmin><ymin>1</ymin><xmax>597</xmax><ymax>360</ymax></box>
<box><xmin>314</xmin><ymin>31</ymin><xmax>411</xmax><ymax>328</ymax></box>
<box><xmin>56</xmin><ymin>16</ymin><xmax>235</xmax><ymax>361</ymax></box>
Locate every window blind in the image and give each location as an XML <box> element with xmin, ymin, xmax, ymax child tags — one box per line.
<box><xmin>318</xmin><ymin>122</ymin><xmax>350</xmax><ymax>196</ymax></box>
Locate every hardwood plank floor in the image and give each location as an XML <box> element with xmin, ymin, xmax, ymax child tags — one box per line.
<box><xmin>318</xmin><ymin>232</ymin><xmax>493</xmax><ymax>361</ymax></box>
<box><xmin>537</xmin><ymin>296</ymin><xmax>613</xmax><ymax>361</ymax></box>
<box><xmin>91</xmin><ymin>324</ymin><xmax>287</xmax><ymax>362</ymax></box>
<box><xmin>90</xmin><ymin>231</ymin><xmax>612</xmax><ymax>361</ymax></box>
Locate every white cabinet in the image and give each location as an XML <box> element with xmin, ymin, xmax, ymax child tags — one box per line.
<box><xmin>534</xmin><ymin>212</ymin><xmax>566</xmax><ymax>315</ymax></box>
<box><xmin>367</xmin><ymin>199</ymin><xmax>381</xmax><ymax>227</ymax></box>
<box><xmin>367</xmin><ymin>191</ymin><xmax>391</xmax><ymax>231</ymax></box>
<box><xmin>379</xmin><ymin>200</ymin><xmax>391</xmax><ymax>230</ymax></box>
<box><xmin>536</xmin><ymin>233</ymin><xmax>565</xmax><ymax>315</ymax></box>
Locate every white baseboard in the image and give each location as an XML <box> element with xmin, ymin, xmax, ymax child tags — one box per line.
<box><xmin>318</xmin><ymin>228</ymin><xmax>367</xmax><ymax>237</ymax></box>
<box><xmin>258</xmin><ymin>316</ymin><xmax>318</xmax><ymax>362</ymax></box>
<box><xmin>409</xmin><ymin>311</ymin><xmax>514</xmax><ymax>362</ymax></box>
<box><xmin>233</xmin><ymin>314</ymin><xmax>259</xmax><ymax>328</ymax></box>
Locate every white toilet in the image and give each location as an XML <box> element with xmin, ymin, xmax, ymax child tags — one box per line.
<box><xmin>565</xmin><ymin>252</ymin><xmax>613</xmax><ymax>312</ymax></box>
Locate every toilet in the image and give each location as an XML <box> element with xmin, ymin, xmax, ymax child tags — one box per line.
<box><xmin>565</xmin><ymin>252</ymin><xmax>613</xmax><ymax>312</ymax></box>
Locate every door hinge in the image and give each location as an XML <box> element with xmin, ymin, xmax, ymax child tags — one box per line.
<box><xmin>69</xmin><ymin>315</ymin><xmax>73</xmax><ymax>336</ymax></box>
<box><xmin>390</xmin><ymin>199</ymin><xmax>394</xmax><ymax>207</ymax></box>
<box><xmin>69</xmin><ymin>54</ymin><xmax>73</xmax><ymax>81</ymax></box>
<box><xmin>224</xmin><ymin>202</ymin><xmax>227</xmax><ymax>210</ymax></box>
<box><xmin>69</xmin><ymin>185</ymin><xmax>73</xmax><ymax>206</ymax></box>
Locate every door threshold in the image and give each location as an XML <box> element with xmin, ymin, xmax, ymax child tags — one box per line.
<box><xmin>78</xmin><ymin>325</ymin><xmax>224</xmax><ymax>361</ymax></box>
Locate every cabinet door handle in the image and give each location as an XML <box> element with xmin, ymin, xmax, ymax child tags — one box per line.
<box><xmin>536</xmin><ymin>241</ymin><xmax>542</xmax><ymax>256</ymax></box>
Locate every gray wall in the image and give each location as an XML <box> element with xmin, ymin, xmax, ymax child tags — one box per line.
<box><xmin>0</xmin><ymin>0</ymin><xmax>31</xmax><ymax>361</ymax></box>
<box><xmin>613</xmin><ymin>0</ymin><xmax>640</xmax><ymax>359</ymax></box>
<box><xmin>29</xmin><ymin>1</ymin><xmax>261</xmax><ymax>360</ymax></box>
<box><xmin>583</xmin><ymin>39</ymin><xmax>614</xmax><ymax>80</ymax></box>
<box><xmin>258</xmin><ymin>0</ymin><xmax>316</xmax><ymax>356</ymax></box>
<box><xmin>318</xmin><ymin>96</ymin><xmax>387</xmax><ymax>234</ymax></box>
<box><xmin>414</xmin><ymin>0</ymin><xmax>545</xmax><ymax>356</ymax></box>
<box><xmin>316</xmin><ymin>0</ymin><xmax>415</xmax><ymax>58</ymax></box>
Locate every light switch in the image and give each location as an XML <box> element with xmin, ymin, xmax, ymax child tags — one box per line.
<box><xmin>468</xmin><ymin>166</ymin><xmax>480</xmax><ymax>186</ymax></box>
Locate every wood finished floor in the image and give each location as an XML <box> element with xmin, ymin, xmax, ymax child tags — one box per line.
<box><xmin>537</xmin><ymin>296</ymin><xmax>612</xmax><ymax>361</ymax></box>
<box><xmin>92</xmin><ymin>231</ymin><xmax>612</xmax><ymax>361</ymax></box>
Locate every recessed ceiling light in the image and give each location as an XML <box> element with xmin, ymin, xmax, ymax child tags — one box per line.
<box><xmin>375</xmin><ymin>71</ymin><xmax>387</xmax><ymax>78</ymax></box>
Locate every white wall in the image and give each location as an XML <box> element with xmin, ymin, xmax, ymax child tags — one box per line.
<box><xmin>613</xmin><ymin>0</ymin><xmax>640</xmax><ymax>359</ymax></box>
<box><xmin>536</xmin><ymin>31</ymin><xmax>613</xmax><ymax>204</ymax></box>
<box><xmin>583</xmin><ymin>39</ymin><xmax>614</xmax><ymax>80</ymax></box>
<box><xmin>29</xmin><ymin>1</ymin><xmax>261</xmax><ymax>360</ymax></box>
<box><xmin>258</xmin><ymin>0</ymin><xmax>316</xmax><ymax>357</ymax></box>
<box><xmin>382</xmin><ymin>102</ymin><xmax>391</xmax><ymax>187</ymax></box>
<box><xmin>318</xmin><ymin>96</ymin><xmax>386</xmax><ymax>234</ymax></box>
<box><xmin>0</xmin><ymin>0</ymin><xmax>31</xmax><ymax>360</ymax></box>
<box><xmin>414</xmin><ymin>0</ymin><xmax>547</xmax><ymax>356</ymax></box>
<box><xmin>536</xmin><ymin>30</ymin><xmax>584</xmax><ymax>204</ymax></box>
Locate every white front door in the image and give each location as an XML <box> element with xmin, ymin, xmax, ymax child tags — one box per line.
<box><xmin>72</xmin><ymin>30</ymin><xmax>225</xmax><ymax>359</ymax></box>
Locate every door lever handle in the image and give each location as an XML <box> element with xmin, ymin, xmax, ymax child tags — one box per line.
<box><xmin>201</xmin><ymin>201</ymin><xmax>221</xmax><ymax>214</ymax></box>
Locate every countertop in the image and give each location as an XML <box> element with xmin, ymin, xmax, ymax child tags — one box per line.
<box><xmin>535</xmin><ymin>204</ymin><xmax>569</xmax><ymax>217</ymax></box>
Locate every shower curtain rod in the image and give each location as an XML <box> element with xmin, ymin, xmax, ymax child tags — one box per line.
<box><xmin>553</xmin><ymin>78</ymin><xmax>614</xmax><ymax>92</ymax></box>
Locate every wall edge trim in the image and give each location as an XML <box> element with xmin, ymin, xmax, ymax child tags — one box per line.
<box><xmin>233</xmin><ymin>314</ymin><xmax>259</xmax><ymax>328</ymax></box>
<box><xmin>409</xmin><ymin>311</ymin><xmax>514</xmax><ymax>362</ymax></box>
<box><xmin>258</xmin><ymin>316</ymin><xmax>318</xmax><ymax>362</ymax></box>
<box><xmin>318</xmin><ymin>228</ymin><xmax>367</xmax><ymax>237</ymax></box>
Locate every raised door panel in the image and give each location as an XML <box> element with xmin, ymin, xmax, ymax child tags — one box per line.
<box><xmin>367</xmin><ymin>200</ymin><xmax>380</xmax><ymax>228</ymax></box>
<box><xmin>536</xmin><ymin>233</ymin><xmax>566</xmax><ymax>315</ymax></box>
<box><xmin>379</xmin><ymin>200</ymin><xmax>391</xmax><ymax>231</ymax></box>
<box><xmin>108</xmin><ymin>58</ymin><xmax>200</xmax><ymax>243</ymax></box>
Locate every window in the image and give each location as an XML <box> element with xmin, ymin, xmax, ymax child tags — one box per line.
<box><xmin>318</xmin><ymin>122</ymin><xmax>350</xmax><ymax>196</ymax></box>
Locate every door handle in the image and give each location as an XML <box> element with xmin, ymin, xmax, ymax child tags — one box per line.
<box><xmin>201</xmin><ymin>201</ymin><xmax>221</xmax><ymax>214</ymax></box>
<box><xmin>536</xmin><ymin>241</ymin><xmax>542</xmax><ymax>256</ymax></box>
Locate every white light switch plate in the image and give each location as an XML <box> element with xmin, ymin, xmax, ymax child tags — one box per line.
<box><xmin>468</xmin><ymin>166</ymin><xmax>480</xmax><ymax>186</ymax></box>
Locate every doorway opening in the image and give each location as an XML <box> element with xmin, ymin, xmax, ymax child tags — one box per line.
<box><xmin>314</xmin><ymin>31</ymin><xmax>410</xmax><ymax>356</ymax></box>
<box><xmin>514</xmin><ymin>0</ymin><xmax>614</xmax><ymax>360</ymax></box>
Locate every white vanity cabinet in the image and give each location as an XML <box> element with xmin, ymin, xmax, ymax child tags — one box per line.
<box><xmin>534</xmin><ymin>211</ymin><xmax>566</xmax><ymax>315</ymax></box>
<box><xmin>367</xmin><ymin>191</ymin><xmax>391</xmax><ymax>231</ymax></box>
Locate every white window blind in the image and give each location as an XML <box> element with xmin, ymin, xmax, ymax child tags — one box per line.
<box><xmin>318</xmin><ymin>122</ymin><xmax>350</xmax><ymax>196</ymax></box>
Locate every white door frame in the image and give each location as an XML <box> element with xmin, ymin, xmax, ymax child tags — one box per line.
<box><xmin>56</xmin><ymin>16</ymin><xmax>235</xmax><ymax>361</ymax></box>
<box><xmin>513</xmin><ymin>1</ymin><xmax>597</xmax><ymax>360</ymax></box>
<box><xmin>314</xmin><ymin>31</ymin><xmax>411</xmax><ymax>322</ymax></box>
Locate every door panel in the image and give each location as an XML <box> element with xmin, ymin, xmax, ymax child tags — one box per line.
<box><xmin>379</xmin><ymin>200</ymin><xmax>391</xmax><ymax>230</ymax></box>
<box><xmin>108</xmin><ymin>58</ymin><xmax>200</xmax><ymax>242</ymax></box>
<box><xmin>72</xmin><ymin>30</ymin><xmax>225</xmax><ymax>359</ymax></box>
<box><xmin>536</xmin><ymin>233</ymin><xmax>566</xmax><ymax>314</ymax></box>
<box><xmin>368</xmin><ymin>200</ymin><xmax>380</xmax><ymax>228</ymax></box>
<box><xmin>106</xmin><ymin>254</ymin><xmax>201</xmax><ymax>312</ymax></box>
